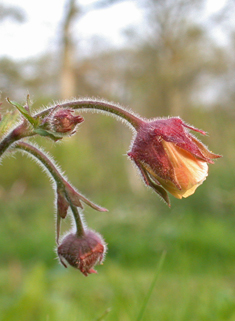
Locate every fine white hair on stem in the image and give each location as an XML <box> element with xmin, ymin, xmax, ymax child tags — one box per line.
<box><xmin>11</xmin><ymin>140</ymin><xmax>88</xmax><ymax>242</ymax></box>
<box><xmin>13</xmin><ymin>145</ymin><xmax>54</xmax><ymax>194</ymax></box>
<box><xmin>33</xmin><ymin>97</ymin><xmax>142</xmax><ymax>134</ymax></box>
<box><xmin>13</xmin><ymin>140</ymin><xmax>67</xmax><ymax>188</ymax></box>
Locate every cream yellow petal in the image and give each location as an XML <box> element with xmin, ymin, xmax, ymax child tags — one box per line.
<box><xmin>160</xmin><ymin>141</ymin><xmax>208</xmax><ymax>198</ymax></box>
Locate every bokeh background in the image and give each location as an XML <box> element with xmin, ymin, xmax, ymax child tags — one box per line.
<box><xmin>0</xmin><ymin>0</ymin><xmax>235</xmax><ymax>320</ymax></box>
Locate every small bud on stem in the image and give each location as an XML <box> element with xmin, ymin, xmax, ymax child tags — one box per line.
<box><xmin>52</xmin><ymin>108</ymin><xmax>84</xmax><ymax>134</ymax></box>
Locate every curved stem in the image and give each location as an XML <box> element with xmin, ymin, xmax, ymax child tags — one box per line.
<box><xmin>1</xmin><ymin>99</ymin><xmax>143</xmax><ymax>157</ymax></box>
<box><xmin>38</xmin><ymin>99</ymin><xmax>144</xmax><ymax>130</ymax></box>
<box><xmin>15</xmin><ymin>141</ymin><xmax>66</xmax><ymax>190</ymax></box>
<box><xmin>14</xmin><ymin>141</ymin><xmax>87</xmax><ymax>236</ymax></box>
<box><xmin>13</xmin><ymin>141</ymin><xmax>107</xmax><ymax>210</ymax></box>
<box><xmin>0</xmin><ymin>122</ymin><xmax>35</xmax><ymax>158</ymax></box>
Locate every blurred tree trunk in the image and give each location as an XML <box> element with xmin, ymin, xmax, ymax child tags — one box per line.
<box><xmin>60</xmin><ymin>0</ymin><xmax>79</xmax><ymax>100</ymax></box>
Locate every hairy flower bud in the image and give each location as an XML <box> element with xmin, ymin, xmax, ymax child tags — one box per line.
<box><xmin>52</xmin><ymin>108</ymin><xmax>84</xmax><ymax>134</ymax></box>
<box><xmin>128</xmin><ymin>117</ymin><xmax>221</xmax><ymax>205</ymax></box>
<box><xmin>57</xmin><ymin>229</ymin><xmax>107</xmax><ymax>276</ymax></box>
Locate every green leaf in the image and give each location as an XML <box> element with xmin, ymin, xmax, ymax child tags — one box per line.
<box><xmin>34</xmin><ymin>128</ymin><xmax>62</xmax><ymax>141</ymax></box>
<box><xmin>7</xmin><ymin>98</ymin><xmax>37</xmax><ymax>126</ymax></box>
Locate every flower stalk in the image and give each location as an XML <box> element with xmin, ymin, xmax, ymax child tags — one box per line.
<box><xmin>0</xmin><ymin>98</ymin><xmax>143</xmax><ymax>157</ymax></box>
<box><xmin>0</xmin><ymin>122</ymin><xmax>35</xmax><ymax>157</ymax></box>
<box><xmin>67</xmin><ymin>202</ymin><xmax>85</xmax><ymax>237</ymax></box>
<box><xmin>14</xmin><ymin>141</ymin><xmax>107</xmax><ymax>241</ymax></box>
<box><xmin>0</xmin><ymin>96</ymin><xmax>222</xmax><ymax>275</ymax></box>
<box><xmin>38</xmin><ymin>99</ymin><xmax>144</xmax><ymax>131</ymax></box>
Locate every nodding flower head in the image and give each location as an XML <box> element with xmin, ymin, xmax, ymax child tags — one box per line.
<box><xmin>128</xmin><ymin>117</ymin><xmax>221</xmax><ymax>205</ymax></box>
<box><xmin>52</xmin><ymin>108</ymin><xmax>84</xmax><ymax>135</ymax></box>
<box><xmin>57</xmin><ymin>229</ymin><xmax>107</xmax><ymax>276</ymax></box>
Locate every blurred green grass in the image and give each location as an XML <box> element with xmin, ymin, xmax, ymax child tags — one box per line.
<box><xmin>1</xmin><ymin>192</ymin><xmax>235</xmax><ymax>320</ymax></box>
<box><xmin>0</xmin><ymin>109</ymin><xmax>234</xmax><ymax>320</ymax></box>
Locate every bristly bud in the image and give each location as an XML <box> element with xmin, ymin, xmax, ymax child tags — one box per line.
<box><xmin>39</xmin><ymin>107</ymin><xmax>84</xmax><ymax>139</ymax></box>
<box><xmin>52</xmin><ymin>108</ymin><xmax>84</xmax><ymax>135</ymax></box>
<box><xmin>128</xmin><ymin>117</ymin><xmax>221</xmax><ymax>205</ymax></box>
<box><xmin>57</xmin><ymin>229</ymin><xmax>107</xmax><ymax>276</ymax></box>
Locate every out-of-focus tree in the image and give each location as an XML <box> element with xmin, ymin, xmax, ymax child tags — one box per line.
<box><xmin>59</xmin><ymin>0</ymin><xmax>128</xmax><ymax>99</ymax></box>
<box><xmin>121</xmin><ymin>0</ymin><xmax>229</xmax><ymax>117</ymax></box>
<box><xmin>60</xmin><ymin>0</ymin><xmax>79</xmax><ymax>100</ymax></box>
<box><xmin>0</xmin><ymin>55</ymin><xmax>60</xmax><ymax>104</ymax></box>
<box><xmin>209</xmin><ymin>0</ymin><xmax>235</xmax><ymax>114</ymax></box>
<box><xmin>78</xmin><ymin>0</ymin><xmax>233</xmax><ymax>119</ymax></box>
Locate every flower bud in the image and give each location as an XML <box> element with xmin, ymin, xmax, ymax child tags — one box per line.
<box><xmin>128</xmin><ymin>117</ymin><xmax>221</xmax><ymax>205</ymax></box>
<box><xmin>57</xmin><ymin>229</ymin><xmax>107</xmax><ymax>276</ymax></box>
<box><xmin>51</xmin><ymin>108</ymin><xmax>84</xmax><ymax>134</ymax></box>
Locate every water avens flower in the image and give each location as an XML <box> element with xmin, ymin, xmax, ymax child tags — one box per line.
<box><xmin>1</xmin><ymin>97</ymin><xmax>222</xmax><ymax>273</ymax></box>
<box><xmin>57</xmin><ymin>229</ymin><xmax>107</xmax><ymax>276</ymax></box>
<box><xmin>128</xmin><ymin>117</ymin><xmax>221</xmax><ymax>205</ymax></box>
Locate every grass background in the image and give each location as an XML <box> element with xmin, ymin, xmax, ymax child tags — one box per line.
<box><xmin>0</xmin><ymin>107</ymin><xmax>234</xmax><ymax>321</ymax></box>
<box><xmin>0</xmin><ymin>164</ymin><xmax>235</xmax><ymax>320</ymax></box>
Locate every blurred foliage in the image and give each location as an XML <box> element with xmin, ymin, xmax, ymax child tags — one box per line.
<box><xmin>0</xmin><ymin>0</ymin><xmax>235</xmax><ymax>319</ymax></box>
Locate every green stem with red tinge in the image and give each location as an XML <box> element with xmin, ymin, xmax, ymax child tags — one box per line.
<box><xmin>14</xmin><ymin>141</ymin><xmax>87</xmax><ymax>237</ymax></box>
<box><xmin>0</xmin><ymin>99</ymin><xmax>143</xmax><ymax>157</ymax></box>
<box><xmin>38</xmin><ymin>99</ymin><xmax>144</xmax><ymax>131</ymax></box>
<box><xmin>0</xmin><ymin>122</ymin><xmax>35</xmax><ymax>158</ymax></box>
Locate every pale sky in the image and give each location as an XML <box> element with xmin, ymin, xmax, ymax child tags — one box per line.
<box><xmin>0</xmin><ymin>0</ymin><xmax>229</xmax><ymax>61</ymax></box>
<box><xmin>0</xmin><ymin>0</ymin><xmax>142</xmax><ymax>60</ymax></box>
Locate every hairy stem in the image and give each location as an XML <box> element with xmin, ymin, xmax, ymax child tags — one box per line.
<box><xmin>38</xmin><ymin>99</ymin><xmax>144</xmax><ymax>130</ymax></box>
<box><xmin>68</xmin><ymin>202</ymin><xmax>85</xmax><ymax>237</ymax></box>
<box><xmin>15</xmin><ymin>141</ymin><xmax>66</xmax><ymax>189</ymax></box>
<box><xmin>0</xmin><ymin>122</ymin><xmax>35</xmax><ymax>158</ymax></box>
<box><xmin>1</xmin><ymin>99</ymin><xmax>143</xmax><ymax>156</ymax></box>
<box><xmin>14</xmin><ymin>141</ymin><xmax>86</xmax><ymax>236</ymax></box>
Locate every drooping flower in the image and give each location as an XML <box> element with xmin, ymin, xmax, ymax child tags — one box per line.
<box><xmin>57</xmin><ymin>229</ymin><xmax>107</xmax><ymax>276</ymax></box>
<box><xmin>128</xmin><ymin>117</ymin><xmax>221</xmax><ymax>205</ymax></box>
